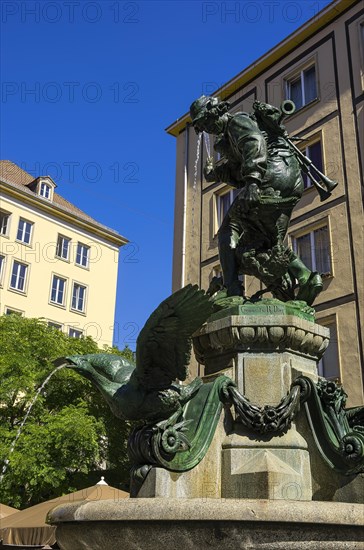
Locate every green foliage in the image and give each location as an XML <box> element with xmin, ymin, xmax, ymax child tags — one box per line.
<box><xmin>0</xmin><ymin>315</ymin><xmax>133</xmax><ymax>508</ymax></box>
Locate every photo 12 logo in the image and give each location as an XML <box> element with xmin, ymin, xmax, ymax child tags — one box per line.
<box><xmin>1</xmin><ymin>81</ymin><xmax>140</xmax><ymax>104</ymax></box>
<box><xmin>201</xmin><ymin>1</ymin><xmax>324</xmax><ymax>24</ymax></box>
<box><xmin>13</xmin><ymin>160</ymin><xmax>140</xmax><ymax>185</ymax></box>
<box><xmin>1</xmin><ymin>1</ymin><xmax>140</xmax><ymax>24</ymax></box>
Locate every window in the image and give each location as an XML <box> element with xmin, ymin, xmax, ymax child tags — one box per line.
<box><xmin>76</xmin><ymin>243</ymin><xmax>90</xmax><ymax>268</ymax></box>
<box><xmin>39</xmin><ymin>182</ymin><xmax>51</xmax><ymax>199</ymax></box>
<box><xmin>360</xmin><ymin>22</ymin><xmax>364</xmax><ymax>90</ymax></box>
<box><xmin>216</xmin><ymin>188</ymin><xmax>239</xmax><ymax>228</ymax></box>
<box><xmin>318</xmin><ymin>319</ymin><xmax>340</xmax><ymax>380</ymax></box>
<box><xmin>286</xmin><ymin>65</ymin><xmax>317</xmax><ymax>110</ymax></box>
<box><xmin>16</xmin><ymin>219</ymin><xmax>33</xmax><ymax>245</ymax></box>
<box><xmin>0</xmin><ymin>210</ymin><xmax>10</xmax><ymax>236</ymax></box>
<box><xmin>300</xmin><ymin>140</ymin><xmax>323</xmax><ymax>189</ymax></box>
<box><xmin>10</xmin><ymin>261</ymin><xmax>28</xmax><ymax>292</ymax></box>
<box><xmin>48</xmin><ymin>321</ymin><xmax>63</xmax><ymax>330</ymax></box>
<box><xmin>69</xmin><ymin>327</ymin><xmax>83</xmax><ymax>339</ymax></box>
<box><xmin>56</xmin><ymin>235</ymin><xmax>71</xmax><ymax>260</ymax></box>
<box><xmin>50</xmin><ymin>275</ymin><xmax>67</xmax><ymax>306</ymax></box>
<box><xmin>292</xmin><ymin>225</ymin><xmax>331</xmax><ymax>276</ymax></box>
<box><xmin>71</xmin><ymin>282</ymin><xmax>87</xmax><ymax>313</ymax></box>
<box><xmin>0</xmin><ymin>255</ymin><xmax>5</xmax><ymax>283</ymax></box>
<box><xmin>5</xmin><ymin>307</ymin><xmax>23</xmax><ymax>316</ymax></box>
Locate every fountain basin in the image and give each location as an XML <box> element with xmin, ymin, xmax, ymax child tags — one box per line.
<box><xmin>48</xmin><ymin>498</ymin><xmax>363</xmax><ymax>549</ymax></box>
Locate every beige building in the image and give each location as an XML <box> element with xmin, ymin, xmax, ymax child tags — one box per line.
<box><xmin>167</xmin><ymin>0</ymin><xmax>364</xmax><ymax>405</ymax></box>
<box><xmin>0</xmin><ymin>160</ymin><xmax>127</xmax><ymax>347</ymax></box>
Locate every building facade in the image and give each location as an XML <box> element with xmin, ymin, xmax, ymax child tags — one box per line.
<box><xmin>0</xmin><ymin>160</ymin><xmax>127</xmax><ymax>348</ymax></box>
<box><xmin>167</xmin><ymin>0</ymin><xmax>364</xmax><ymax>405</ymax></box>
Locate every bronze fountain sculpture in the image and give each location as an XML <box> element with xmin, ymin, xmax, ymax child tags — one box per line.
<box><xmin>56</xmin><ymin>98</ymin><xmax>363</xmax><ymax>497</ymax></box>
<box><xmin>49</xmin><ymin>97</ymin><xmax>363</xmax><ymax>550</ymax></box>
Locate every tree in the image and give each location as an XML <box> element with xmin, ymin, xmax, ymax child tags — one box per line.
<box><xmin>0</xmin><ymin>315</ymin><xmax>133</xmax><ymax>508</ymax></box>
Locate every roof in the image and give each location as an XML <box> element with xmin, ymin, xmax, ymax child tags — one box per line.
<box><xmin>0</xmin><ymin>160</ymin><xmax>128</xmax><ymax>246</ymax></box>
<box><xmin>166</xmin><ymin>0</ymin><xmax>359</xmax><ymax>137</ymax></box>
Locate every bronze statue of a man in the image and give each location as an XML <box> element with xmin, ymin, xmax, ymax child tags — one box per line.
<box><xmin>190</xmin><ymin>96</ymin><xmax>324</xmax><ymax>305</ymax></box>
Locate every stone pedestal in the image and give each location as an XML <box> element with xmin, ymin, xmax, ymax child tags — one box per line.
<box><xmin>138</xmin><ymin>301</ymin><xmax>331</xmax><ymax>501</ymax></box>
<box><xmin>192</xmin><ymin>301</ymin><xmax>329</xmax><ymax>501</ymax></box>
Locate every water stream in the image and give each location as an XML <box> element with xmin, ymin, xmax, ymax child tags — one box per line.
<box><xmin>203</xmin><ymin>131</ymin><xmax>211</xmax><ymax>159</ymax></box>
<box><xmin>0</xmin><ymin>364</ymin><xmax>66</xmax><ymax>483</ymax></box>
<box><xmin>187</xmin><ymin>132</ymin><xmax>203</xmax><ymax>284</ymax></box>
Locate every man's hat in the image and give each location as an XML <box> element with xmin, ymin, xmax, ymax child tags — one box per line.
<box><xmin>190</xmin><ymin>95</ymin><xmax>219</xmax><ymax>125</ymax></box>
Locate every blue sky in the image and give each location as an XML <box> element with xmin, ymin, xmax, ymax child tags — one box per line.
<box><xmin>1</xmin><ymin>0</ymin><xmax>332</xmax><ymax>349</ymax></box>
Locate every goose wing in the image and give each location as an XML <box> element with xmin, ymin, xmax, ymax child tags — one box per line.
<box><xmin>135</xmin><ymin>285</ymin><xmax>213</xmax><ymax>390</ymax></box>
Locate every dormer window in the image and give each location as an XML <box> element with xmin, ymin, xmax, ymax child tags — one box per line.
<box><xmin>27</xmin><ymin>176</ymin><xmax>56</xmax><ymax>201</ymax></box>
<box><xmin>40</xmin><ymin>181</ymin><xmax>52</xmax><ymax>199</ymax></box>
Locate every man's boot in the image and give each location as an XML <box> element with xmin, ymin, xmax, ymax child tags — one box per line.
<box><xmin>218</xmin><ymin>228</ymin><xmax>244</xmax><ymax>297</ymax></box>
